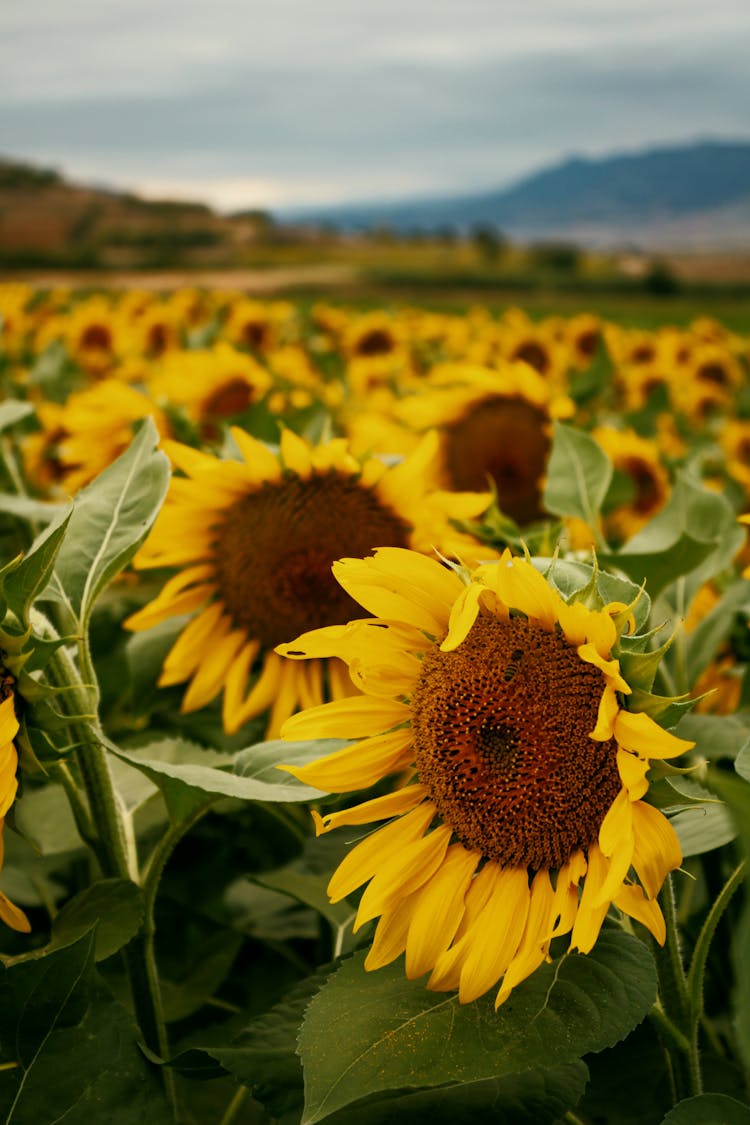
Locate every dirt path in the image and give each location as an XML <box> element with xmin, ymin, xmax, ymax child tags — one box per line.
<box><xmin>2</xmin><ymin>264</ymin><xmax>361</xmax><ymax>292</ymax></box>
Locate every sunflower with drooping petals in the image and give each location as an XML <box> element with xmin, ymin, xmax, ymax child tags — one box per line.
<box><xmin>278</xmin><ymin>547</ymin><xmax>692</xmax><ymax>1007</ymax></box>
<box><xmin>0</xmin><ymin>680</ymin><xmax>31</xmax><ymax>934</ymax></box>
<box><xmin>126</xmin><ymin>430</ymin><xmax>492</xmax><ymax>738</ymax></box>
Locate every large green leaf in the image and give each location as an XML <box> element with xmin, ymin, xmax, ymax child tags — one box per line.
<box><xmin>543</xmin><ymin>422</ymin><xmax>612</xmax><ymax>527</ymax></box>
<box><xmin>298</xmin><ymin>931</ymin><xmax>657</xmax><ymax>1124</ymax></box>
<box><xmin>0</xmin><ymin>494</ymin><xmax>68</xmax><ymax>524</ymax></box>
<box><xmin>109</xmin><ymin>736</ymin><xmax>332</xmax><ymax>823</ymax></box>
<box><xmin>0</xmin><ymin>933</ymin><xmax>171</xmax><ymax>1123</ymax></box>
<box><xmin>42</xmin><ymin>417</ymin><xmax>170</xmax><ymax>629</ymax></box>
<box><xmin>662</xmin><ymin>1094</ymin><xmax>750</xmax><ymax>1124</ymax></box>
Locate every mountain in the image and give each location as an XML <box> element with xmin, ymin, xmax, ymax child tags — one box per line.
<box><xmin>291</xmin><ymin>139</ymin><xmax>750</xmax><ymax>249</ymax></box>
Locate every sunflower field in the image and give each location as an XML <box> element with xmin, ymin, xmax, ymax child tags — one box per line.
<box><xmin>0</xmin><ymin>280</ymin><xmax>749</xmax><ymax>1125</ymax></box>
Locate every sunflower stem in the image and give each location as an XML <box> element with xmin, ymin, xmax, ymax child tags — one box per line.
<box><xmin>38</xmin><ymin>616</ymin><xmax>177</xmax><ymax>1112</ymax></box>
<box><xmin>685</xmin><ymin>860</ymin><xmax>745</xmax><ymax>1094</ymax></box>
<box><xmin>647</xmin><ymin>1004</ymin><xmax>691</xmax><ymax>1054</ymax></box>
<box><xmin>654</xmin><ymin>873</ymin><xmax>695</xmax><ymax>1100</ymax></box>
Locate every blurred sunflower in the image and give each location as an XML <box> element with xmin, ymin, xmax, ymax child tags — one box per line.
<box><xmin>278</xmin><ymin>548</ymin><xmax>691</xmax><ymax>1006</ymax></box>
<box><xmin>150</xmin><ymin>344</ymin><xmax>272</xmax><ymax>441</ymax></box>
<box><xmin>397</xmin><ymin>363</ymin><xmax>574</xmax><ymax>525</ymax></box>
<box><xmin>126</xmin><ymin>430</ymin><xmax>491</xmax><ymax>737</ymax></box>
<box><xmin>23</xmin><ymin>380</ymin><xmax>171</xmax><ymax>495</ymax></box>
<box><xmin>0</xmin><ymin>682</ymin><xmax>31</xmax><ymax>934</ymax></box>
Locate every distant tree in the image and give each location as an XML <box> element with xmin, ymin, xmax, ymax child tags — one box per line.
<box><xmin>530</xmin><ymin>241</ymin><xmax>581</xmax><ymax>272</ymax></box>
<box><xmin>643</xmin><ymin>259</ymin><xmax>680</xmax><ymax>296</ymax></box>
<box><xmin>471</xmin><ymin>223</ymin><xmax>506</xmax><ymax>263</ymax></box>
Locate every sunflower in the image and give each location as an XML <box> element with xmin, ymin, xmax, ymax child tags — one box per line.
<box><xmin>278</xmin><ymin>548</ymin><xmax>691</xmax><ymax>1007</ymax></box>
<box><xmin>396</xmin><ymin>362</ymin><xmax>574</xmax><ymax>525</ymax></box>
<box><xmin>0</xmin><ymin>683</ymin><xmax>31</xmax><ymax>934</ymax></box>
<box><xmin>149</xmin><ymin>344</ymin><xmax>272</xmax><ymax>441</ymax></box>
<box><xmin>125</xmin><ymin>430</ymin><xmax>491</xmax><ymax>737</ymax></box>
<box><xmin>23</xmin><ymin>380</ymin><xmax>171</xmax><ymax>495</ymax></box>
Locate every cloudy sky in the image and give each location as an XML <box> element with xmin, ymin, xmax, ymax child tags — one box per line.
<box><xmin>2</xmin><ymin>0</ymin><xmax>749</xmax><ymax>211</ymax></box>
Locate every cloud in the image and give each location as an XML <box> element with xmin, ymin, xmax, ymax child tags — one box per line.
<box><xmin>2</xmin><ymin>0</ymin><xmax>749</xmax><ymax>207</ymax></box>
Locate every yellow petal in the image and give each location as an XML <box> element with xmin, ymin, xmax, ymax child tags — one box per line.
<box><xmin>617</xmin><ymin>747</ymin><xmax>649</xmax><ymax>800</ymax></box>
<box><xmin>0</xmin><ymin>696</ymin><xmax>19</xmax><ymax>747</ymax></box>
<box><xmin>326</xmin><ymin>801</ymin><xmax>436</xmax><ymax>902</ymax></box>
<box><xmin>631</xmin><ymin>802</ymin><xmax>682</xmax><ymax>898</ymax></box>
<box><xmin>266</xmin><ymin>659</ymin><xmax>305</xmax><ymax>739</ymax></box>
<box><xmin>615</xmin><ymin>711</ymin><xmax>694</xmax><ymax>761</ymax></box>
<box><xmin>158</xmin><ymin>603</ymin><xmax>227</xmax><ymax>686</ymax></box>
<box><xmin>280</xmin><ymin>428</ymin><xmax>313</xmax><ymax>476</ymax></box>
<box><xmin>281</xmin><ymin>695</ymin><xmax>411</xmax><ymax>741</ymax></box>
<box><xmin>180</xmin><ymin>628</ymin><xmax>247</xmax><ymax>713</ymax></box>
<box><xmin>590</xmin><ymin>684</ymin><xmax>620</xmax><ymax>741</ymax></box>
<box><xmin>489</xmin><ymin>556</ymin><xmax>561</xmax><ymax>629</ymax></box>
<box><xmin>495</xmin><ymin>869</ymin><xmax>555</xmax><ymax>1007</ymax></box>
<box><xmin>230</xmin><ymin>426</ymin><xmax>282</xmax><ymax>481</ymax></box>
<box><xmin>405</xmin><ymin>844</ymin><xmax>480</xmax><ymax>979</ymax></box>
<box><xmin>439</xmin><ymin>583</ymin><xmax>487</xmax><ymax>652</ymax></box>
<box><xmin>222</xmin><ymin>640</ymin><xmax>261</xmax><ymax>734</ymax></box>
<box><xmin>577</xmin><ymin>644</ymin><xmax>631</xmax><ymax>694</ymax></box>
<box><xmin>312</xmin><ymin>784</ymin><xmax>428</xmax><ymax>836</ymax></box>
<box><xmin>281</xmin><ymin>728</ymin><xmax>412</xmax><ymax>792</ymax></box>
<box><xmin>615</xmin><ymin>882</ymin><xmax>666</xmax><ymax>944</ymax></box>
<box><xmin>594</xmin><ymin>789</ymin><xmax>634</xmax><ymax>906</ymax></box>
<box><xmin>458</xmin><ymin>866</ymin><xmax>531</xmax><ymax>1003</ymax></box>
<box><xmin>365</xmin><ymin>890</ymin><xmax>420</xmax><ymax>971</ymax></box>
<box><xmin>570</xmin><ymin>842</ymin><xmax>611</xmax><ymax>954</ymax></box>
<box><xmin>354</xmin><ymin>824</ymin><xmax>452</xmax><ymax>930</ymax></box>
<box><xmin>0</xmin><ymin>891</ymin><xmax>31</xmax><ymax>933</ymax></box>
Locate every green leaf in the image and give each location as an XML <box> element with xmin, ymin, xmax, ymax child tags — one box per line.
<box><xmin>602</xmin><ymin>537</ymin><xmax>714</xmax><ymax>601</ymax></box>
<box><xmin>160</xmin><ymin>930</ymin><xmax>243</xmax><ymax>1021</ymax></box>
<box><xmin>667</xmin><ymin>785</ymin><xmax>737</xmax><ymax>857</ymax></box>
<box><xmin>543</xmin><ymin>422</ymin><xmax>613</xmax><ymax>527</ymax></box>
<box><xmin>50</xmin><ymin>879</ymin><xmax>144</xmax><ymax>962</ymax></box>
<box><xmin>235</xmin><ymin>737</ymin><xmax>346</xmax><ymax>795</ymax></box>
<box><xmin>603</xmin><ymin>474</ymin><xmax>745</xmax><ymax>598</ymax></box>
<box><xmin>2</xmin><ymin>513</ymin><xmax>72</xmax><ymax>623</ymax></box>
<box><xmin>13</xmin><ymin>784</ymin><xmax>85</xmax><ymax>856</ymax></box>
<box><xmin>298</xmin><ymin>931</ymin><xmax>657</xmax><ymax>1124</ymax></box>
<box><xmin>0</xmin><ymin>494</ymin><xmax>68</xmax><ymax>524</ymax></box>
<box><xmin>0</xmin><ymin>934</ymin><xmax>171</xmax><ymax>1123</ymax></box>
<box><xmin>0</xmin><ymin>401</ymin><xmax>35</xmax><ymax>432</ymax></box>
<box><xmin>324</xmin><ymin>1063</ymin><xmax>589</xmax><ymax>1124</ymax></box>
<box><xmin>736</xmin><ymin>742</ymin><xmax>750</xmax><ymax>783</ymax></box>
<box><xmin>42</xmin><ymin>417</ymin><xmax>170</xmax><ymax>629</ymax></box>
<box><xmin>705</xmin><ymin>769</ymin><xmax>750</xmax><ymax>1079</ymax></box>
<box><xmin>109</xmin><ymin>736</ymin><xmax>331</xmax><ymax>823</ymax></box>
<box><xmin>207</xmin><ymin>966</ymin><xmax>333</xmax><ymax>1120</ymax></box>
<box><xmin>661</xmin><ymin>1093</ymin><xmax>750</xmax><ymax>1124</ymax></box>
<box><xmin>675</xmin><ymin>713</ymin><xmax>750</xmax><ymax>763</ymax></box>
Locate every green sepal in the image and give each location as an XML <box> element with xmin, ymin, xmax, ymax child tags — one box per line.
<box><xmin>628</xmin><ymin>687</ymin><xmax>696</xmax><ymax>727</ymax></box>
<box><xmin>618</xmin><ymin>633</ymin><xmax>675</xmax><ymax>692</ymax></box>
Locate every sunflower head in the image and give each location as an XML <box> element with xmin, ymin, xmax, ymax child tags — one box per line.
<box><xmin>278</xmin><ymin>548</ymin><xmax>692</xmax><ymax>1007</ymax></box>
<box><xmin>126</xmin><ymin>428</ymin><xmax>492</xmax><ymax>737</ymax></box>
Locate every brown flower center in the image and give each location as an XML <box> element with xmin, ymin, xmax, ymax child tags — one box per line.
<box><xmin>242</xmin><ymin>321</ymin><xmax>269</xmax><ymax>350</ymax></box>
<box><xmin>355</xmin><ymin>328</ymin><xmax>396</xmax><ymax>357</ymax></box>
<box><xmin>213</xmin><ymin>473</ymin><xmax>411</xmax><ymax>646</ymax></box>
<box><xmin>411</xmin><ymin>613</ymin><xmax>621</xmax><ymax>869</ymax></box>
<box><xmin>203</xmin><ymin>378</ymin><xmax>255</xmax><ymax>420</ymax></box>
<box><xmin>620</xmin><ymin>456</ymin><xmax>663</xmax><ymax>514</ymax></box>
<box><xmin>696</xmin><ymin>362</ymin><xmax>729</xmax><ymax>387</ymax></box>
<box><xmin>80</xmin><ymin>324</ymin><xmax>112</xmax><ymax>351</ymax></box>
<box><xmin>443</xmin><ymin>396</ymin><xmax>550</xmax><ymax>525</ymax></box>
<box><xmin>513</xmin><ymin>340</ymin><xmax>550</xmax><ymax>375</ymax></box>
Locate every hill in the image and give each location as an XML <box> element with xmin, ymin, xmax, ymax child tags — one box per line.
<box><xmin>0</xmin><ymin>157</ymin><xmax>276</xmax><ymax>269</ymax></box>
<box><xmin>294</xmin><ymin>139</ymin><xmax>750</xmax><ymax>249</ymax></box>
